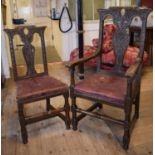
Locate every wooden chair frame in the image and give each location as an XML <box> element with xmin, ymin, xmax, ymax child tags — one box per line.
<box><xmin>5</xmin><ymin>26</ymin><xmax>70</xmax><ymax>144</ymax></box>
<box><xmin>66</xmin><ymin>7</ymin><xmax>151</xmax><ymax>149</ymax></box>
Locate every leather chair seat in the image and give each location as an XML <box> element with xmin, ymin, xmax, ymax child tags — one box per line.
<box><xmin>75</xmin><ymin>73</ymin><xmax>127</xmax><ymax>106</ymax></box>
<box><xmin>17</xmin><ymin>75</ymin><xmax>68</xmax><ymax>101</ymax></box>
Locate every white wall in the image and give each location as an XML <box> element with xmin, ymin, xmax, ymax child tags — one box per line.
<box><xmin>1</xmin><ymin>16</ymin><xmax>10</xmax><ymax>79</ymax></box>
<box><xmin>61</xmin><ymin>19</ymin><xmax>114</xmax><ymax>61</ymax></box>
<box><xmin>59</xmin><ymin>20</ymin><xmax>100</xmax><ymax>61</ymax></box>
<box><xmin>61</xmin><ymin>22</ymin><xmax>78</xmax><ymax>61</ymax></box>
<box><xmin>56</xmin><ymin>0</ymin><xmax>68</xmax><ymax>14</ymax></box>
<box><xmin>52</xmin><ymin>21</ymin><xmax>63</xmax><ymax>59</ymax></box>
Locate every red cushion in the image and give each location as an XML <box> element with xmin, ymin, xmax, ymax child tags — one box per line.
<box><xmin>92</xmin><ymin>38</ymin><xmax>113</xmax><ymax>53</ymax></box>
<box><xmin>70</xmin><ymin>46</ymin><xmax>97</xmax><ymax>67</ymax></box>
<box><xmin>92</xmin><ymin>24</ymin><xmax>117</xmax><ymax>53</ymax></box>
<box><xmin>92</xmin><ymin>38</ymin><xmax>99</xmax><ymax>48</ymax></box>
<box><xmin>75</xmin><ymin>73</ymin><xmax>127</xmax><ymax>106</ymax></box>
<box><xmin>102</xmin><ymin>46</ymin><xmax>149</xmax><ymax>67</ymax></box>
<box><xmin>17</xmin><ymin>75</ymin><xmax>68</xmax><ymax>101</ymax></box>
<box><xmin>104</xmin><ymin>24</ymin><xmax>117</xmax><ymax>35</ymax></box>
<box><xmin>70</xmin><ymin>45</ymin><xmax>149</xmax><ymax>68</ymax></box>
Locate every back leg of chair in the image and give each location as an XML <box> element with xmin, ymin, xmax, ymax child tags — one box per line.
<box><xmin>64</xmin><ymin>93</ymin><xmax>71</xmax><ymax>129</ymax></box>
<box><xmin>96</xmin><ymin>102</ymin><xmax>103</xmax><ymax>109</ymax></box>
<box><xmin>135</xmin><ymin>90</ymin><xmax>140</xmax><ymax>119</ymax></box>
<box><xmin>71</xmin><ymin>97</ymin><xmax>78</xmax><ymax>130</ymax></box>
<box><xmin>123</xmin><ymin>102</ymin><xmax>132</xmax><ymax>150</ymax></box>
<box><xmin>18</xmin><ymin>103</ymin><xmax>28</xmax><ymax>144</ymax></box>
<box><xmin>46</xmin><ymin>98</ymin><xmax>51</xmax><ymax>111</ymax></box>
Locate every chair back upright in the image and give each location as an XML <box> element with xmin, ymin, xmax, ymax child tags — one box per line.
<box><xmin>97</xmin><ymin>7</ymin><xmax>151</xmax><ymax>75</ymax></box>
<box><xmin>5</xmin><ymin>26</ymin><xmax>48</xmax><ymax>81</ymax></box>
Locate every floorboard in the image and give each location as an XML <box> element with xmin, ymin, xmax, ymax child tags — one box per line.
<box><xmin>1</xmin><ymin>63</ymin><xmax>152</xmax><ymax>155</ymax></box>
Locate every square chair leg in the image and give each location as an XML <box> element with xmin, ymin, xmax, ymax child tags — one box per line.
<box><xmin>18</xmin><ymin>103</ymin><xmax>28</xmax><ymax>144</ymax></box>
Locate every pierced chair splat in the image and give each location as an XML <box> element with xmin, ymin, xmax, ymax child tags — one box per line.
<box><xmin>66</xmin><ymin>7</ymin><xmax>151</xmax><ymax>150</ymax></box>
<box><xmin>4</xmin><ymin>26</ymin><xmax>70</xmax><ymax>144</ymax></box>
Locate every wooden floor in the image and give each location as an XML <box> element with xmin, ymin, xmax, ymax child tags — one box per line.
<box><xmin>1</xmin><ymin>63</ymin><xmax>153</xmax><ymax>155</ymax></box>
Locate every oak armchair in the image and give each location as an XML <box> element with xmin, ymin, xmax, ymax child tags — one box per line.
<box><xmin>66</xmin><ymin>7</ymin><xmax>151</xmax><ymax>149</ymax></box>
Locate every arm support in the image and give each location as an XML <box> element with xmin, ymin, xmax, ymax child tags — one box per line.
<box><xmin>65</xmin><ymin>49</ymin><xmax>100</xmax><ymax>69</ymax></box>
<box><xmin>125</xmin><ymin>58</ymin><xmax>141</xmax><ymax>78</ymax></box>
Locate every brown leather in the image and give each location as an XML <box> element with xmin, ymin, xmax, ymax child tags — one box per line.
<box><xmin>75</xmin><ymin>74</ymin><xmax>127</xmax><ymax>106</ymax></box>
<box><xmin>17</xmin><ymin>75</ymin><xmax>68</xmax><ymax>100</ymax></box>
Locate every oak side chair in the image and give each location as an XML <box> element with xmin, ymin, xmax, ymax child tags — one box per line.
<box><xmin>5</xmin><ymin>26</ymin><xmax>70</xmax><ymax>144</ymax></box>
<box><xmin>66</xmin><ymin>7</ymin><xmax>151</xmax><ymax>150</ymax></box>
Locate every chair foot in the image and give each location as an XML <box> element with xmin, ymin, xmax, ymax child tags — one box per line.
<box><xmin>65</xmin><ymin>114</ymin><xmax>71</xmax><ymax>130</ymax></box>
<box><xmin>135</xmin><ymin>91</ymin><xmax>140</xmax><ymax>120</ymax></box>
<box><xmin>46</xmin><ymin>98</ymin><xmax>51</xmax><ymax>111</ymax></box>
<box><xmin>123</xmin><ymin>127</ymin><xmax>130</xmax><ymax>150</ymax></box>
<box><xmin>46</xmin><ymin>106</ymin><xmax>51</xmax><ymax>112</ymax></box>
<box><xmin>72</xmin><ymin>122</ymin><xmax>78</xmax><ymax>131</ymax></box>
<box><xmin>22</xmin><ymin>131</ymin><xmax>28</xmax><ymax>144</ymax></box>
<box><xmin>123</xmin><ymin>141</ymin><xmax>129</xmax><ymax>150</ymax></box>
<box><xmin>64</xmin><ymin>93</ymin><xmax>71</xmax><ymax>130</ymax></box>
<box><xmin>73</xmin><ymin>127</ymin><xmax>77</xmax><ymax>131</ymax></box>
<box><xmin>66</xmin><ymin>125</ymin><xmax>70</xmax><ymax>130</ymax></box>
<box><xmin>135</xmin><ymin>113</ymin><xmax>139</xmax><ymax>119</ymax></box>
<box><xmin>72</xmin><ymin>114</ymin><xmax>78</xmax><ymax>131</ymax></box>
<box><xmin>71</xmin><ymin>97</ymin><xmax>78</xmax><ymax>131</ymax></box>
<box><xmin>96</xmin><ymin>103</ymin><xmax>103</xmax><ymax>109</ymax></box>
<box><xmin>135</xmin><ymin>107</ymin><xmax>139</xmax><ymax>119</ymax></box>
<box><xmin>19</xmin><ymin>119</ymin><xmax>28</xmax><ymax>144</ymax></box>
<box><xmin>18</xmin><ymin>103</ymin><xmax>28</xmax><ymax>144</ymax></box>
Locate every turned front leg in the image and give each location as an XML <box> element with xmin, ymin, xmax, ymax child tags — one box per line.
<box><xmin>64</xmin><ymin>93</ymin><xmax>71</xmax><ymax>129</ymax></box>
<box><xmin>71</xmin><ymin>96</ymin><xmax>77</xmax><ymax>130</ymax></box>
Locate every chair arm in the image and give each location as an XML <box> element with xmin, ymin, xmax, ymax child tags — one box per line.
<box><xmin>65</xmin><ymin>49</ymin><xmax>100</xmax><ymax>69</ymax></box>
<box><xmin>125</xmin><ymin>58</ymin><xmax>141</xmax><ymax>78</ymax></box>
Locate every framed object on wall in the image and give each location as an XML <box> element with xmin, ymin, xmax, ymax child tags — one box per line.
<box><xmin>1</xmin><ymin>2</ymin><xmax>7</xmax><ymax>25</ymax></box>
<box><xmin>33</xmin><ymin>0</ymin><xmax>48</xmax><ymax>17</ymax></box>
<box><xmin>1</xmin><ymin>0</ymin><xmax>5</xmax><ymax>5</ymax></box>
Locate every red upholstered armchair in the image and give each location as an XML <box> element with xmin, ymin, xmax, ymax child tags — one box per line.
<box><xmin>70</xmin><ymin>24</ymin><xmax>149</xmax><ymax>69</ymax></box>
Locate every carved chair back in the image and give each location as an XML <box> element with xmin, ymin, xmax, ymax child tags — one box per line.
<box><xmin>5</xmin><ymin>26</ymin><xmax>48</xmax><ymax>81</ymax></box>
<box><xmin>97</xmin><ymin>7</ymin><xmax>151</xmax><ymax>75</ymax></box>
